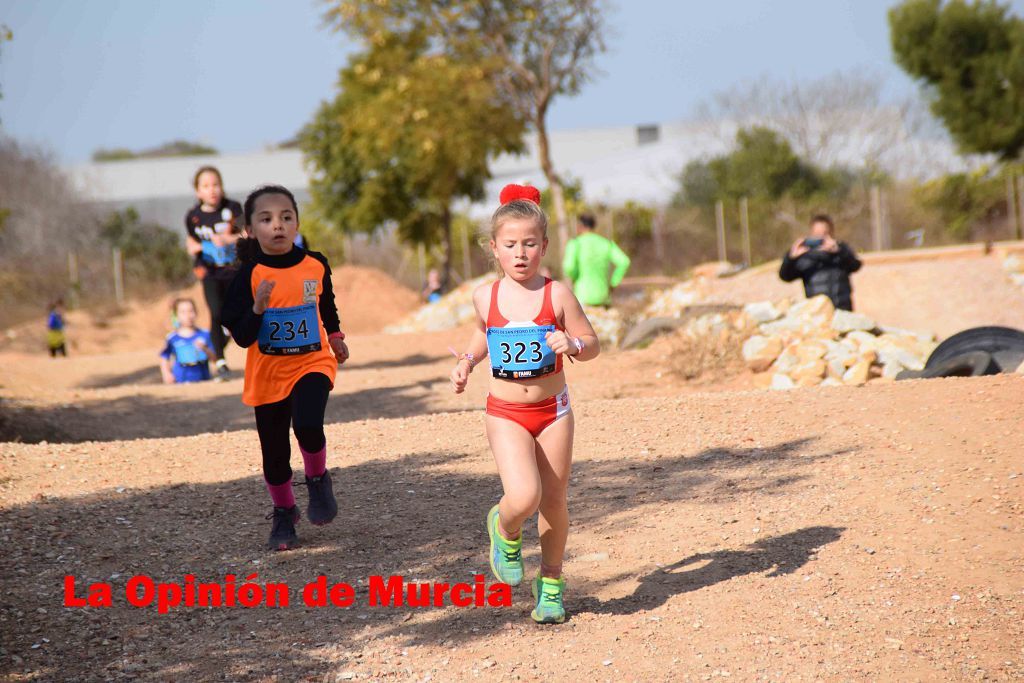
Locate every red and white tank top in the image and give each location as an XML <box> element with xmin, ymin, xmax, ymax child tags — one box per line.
<box><xmin>485</xmin><ymin>277</ymin><xmax>563</xmax><ymax>378</ymax></box>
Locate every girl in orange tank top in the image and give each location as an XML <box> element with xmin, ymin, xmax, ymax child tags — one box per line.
<box><xmin>449</xmin><ymin>184</ymin><xmax>600</xmax><ymax>623</ymax></box>
<box><xmin>222</xmin><ymin>185</ymin><xmax>350</xmax><ymax>553</ymax></box>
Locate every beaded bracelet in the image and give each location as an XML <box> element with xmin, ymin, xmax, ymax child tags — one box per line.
<box><xmin>328</xmin><ymin>331</ymin><xmax>345</xmax><ymax>341</ymax></box>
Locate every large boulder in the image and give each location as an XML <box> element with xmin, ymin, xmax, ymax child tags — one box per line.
<box><xmin>771</xmin><ymin>345</ymin><xmax>801</xmax><ymax>373</ymax></box>
<box><xmin>831</xmin><ymin>310</ymin><xmax>877</xmax><ymax>334</ymax></box>
<box><xmin>791</xmin><ymin>359</ymin><xmax>827</xmax><ymax>386</ymax></box>
<box><xmin>793</xmin><ymin>340</ymin><xmax>828</xmax><ymax>363</ymax></box>
<box><xmin>743</xmin><ymin>301</ymin><xmax>783</xmax><ymax>324</ymax></box>
<box><xmin>875</xmin><ymin>336</ymin><xmax>927</xmax><ymax>372</ymax></box>
<box><xmin>788</xmin><ymin>294</ymin><xmax>835</xmax><ymax>321</ymax></box>
<box><xmin>842</xmin><ymin>359</ymin><xmax>872</xmax><ymax>386</ymax></box>
<box><xmin>827</xmin><ymin>358</ymin><xmax>848</xmax><ymax>379</ymax></box>
<box><xmin>759</xmin><ymin>295</ymin><xmax>835</xmax><ymax>338</ymax></box>
<box><xmin>741</xmin><ymin>335</ymin><xmax>783</xmax><ymax>372</ymax></box>
<box><xmin>844</xmin><ymin>330</ymin><xmax>879</xmax><ymax>351</ymax></box>
<box><xmin>643</xmin><ymin>279</ymin><xmax>709</xmax><ymax>318</ymax></box>
<box><xmin>824</xmin><ymin>342</ymin><xmax>858</xmax><ymax>369</ymax></box>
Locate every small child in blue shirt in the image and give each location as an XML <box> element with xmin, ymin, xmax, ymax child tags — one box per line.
<box><xmin>160</xmin><ymin>298</ymin><xmax>213</xmax><ymax>384</ymax></box>
<box><xmin>47</xmin><ymin>299</ymin><xmax>67</xmax><ymax>357</ymax></box>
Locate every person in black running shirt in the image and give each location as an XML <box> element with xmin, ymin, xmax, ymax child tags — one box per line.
<box><xmin>185</xmin><ymin>165</ymin><xmax>243</xmax><ymax>379</ymax></box>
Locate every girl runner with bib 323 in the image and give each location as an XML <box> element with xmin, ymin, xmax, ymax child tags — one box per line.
<box><xmin>450</xmin><ymin>184</ymin><xmax>600</xmax><ymax>623</ymax></box>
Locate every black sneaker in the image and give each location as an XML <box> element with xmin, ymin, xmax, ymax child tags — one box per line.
<box><xmin>215</xmin><ymin>361</ymin><xmax>231</xmax><ymax>382</ymax></box>
<box><xmin>305</xmin><ymin>470</ymin><xmax>338</xmax><ymax>526</ymax></box>
<box><xmin>266</xmin><ymin>506</ymin><xmax>299</xmax><ymax>551</ymax></box>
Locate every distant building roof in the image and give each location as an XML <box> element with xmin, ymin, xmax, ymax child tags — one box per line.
<box><xmin>65</xmin><ymin>118</ymin><xmax>975</xmax><ymax>227</ymax></box>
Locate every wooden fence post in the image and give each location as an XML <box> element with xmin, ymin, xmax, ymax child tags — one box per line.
<box><xmin>740</xmin><ymin>197</ymin><xmax>751</xmax><ymax>266</ymax></box>
<box><xmin>417</xmin><ymin>242</ymin><xmax>426</xmax><ymax>287</ymax></box>
<box><xmin>651</xmin><ymin>210</ymin><xmax>666</xmax><ymax>273</ymax></box>
<box><xmin>112</xmin><ymin>247</ymin><xmax>124</xmax><ymax>307</ymax></box>
<box><xmin>715</xmin><ymin>200</ymin><xmax>726</xmax><ymax>262</ymax></box>
<box><xmin>67</xmin><ymin>252</ymin><xmax>80</xmax><ymax>309</ymax></box>
<box><xmin>460</xmin><ymin>220</ymin><xmax>472</xmax><ymax>281</ymax></box>
<box><xmin>870</xmin><ymin>185</ymin><xmax>883</xmax><ymax>251</ymax></box>
<box><xmin>1009</xmin><ymin>172</ymin><xmax>1020</xmax><ymax>241</ymax></box>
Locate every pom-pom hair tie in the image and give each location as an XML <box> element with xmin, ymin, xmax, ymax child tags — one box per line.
<box><xmin>499</xmin><ymin>184</ymin><xmax>541</xmax><ymax>206</ymax></box>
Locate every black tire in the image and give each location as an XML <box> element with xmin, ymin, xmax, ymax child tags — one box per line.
<box><xmin>899</xmin><ymin>351</ymin><xmax>999</xmax><ymax>380</ymax></box>
<box><xmin>991</xmin><ymin>349</ymin><xmax>1024</xmax><ymax>373</ymax></box>
<box><xmin>925</xmin><ymin>326</ymin><xmax>1024</xmax><ymax>369</ymax></box>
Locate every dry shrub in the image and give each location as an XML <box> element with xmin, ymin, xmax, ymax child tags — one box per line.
<box><xmin>665</xmin><ymin>326</ymin><xmax>747</xmax><ymax>383</ymax></box>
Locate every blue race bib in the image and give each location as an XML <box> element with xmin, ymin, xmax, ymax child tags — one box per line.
<box><xmin>201</xmin><ymin>240</ymin><xmax>236</xmax><ymax>267</ymax></box>
<box><xmin>173</xmin><ymin>338</ymin><xmax>207</xmax><ymax>366</ymax></box>
<box><xmin>258</xmin><ymin>303</ymin><xmax>322</xmax><ymax>355</ymax></box>
<box><xmin>486</xmin><ymin>325</ymin><xmax>557</xmax><ymax>379</ymax></box>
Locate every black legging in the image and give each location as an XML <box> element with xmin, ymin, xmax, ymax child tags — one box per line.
<box><xmin>254</xmin><ymin>372</ymin><xmax>331</xmax><ymax>486</ymax></box>
<box><xmin>202</xmin><ymin>270</ymin><xmax>235</xmax><ymax>359</ymax></box>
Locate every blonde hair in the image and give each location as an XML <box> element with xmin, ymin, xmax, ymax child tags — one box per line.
<box><xmin>490</xmin><ymin>199</ymin><xmax>548</xmax><ymax>239</ymax></box>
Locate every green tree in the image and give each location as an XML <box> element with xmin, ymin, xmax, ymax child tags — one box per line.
<box><xmin>302</xmin><ymin>31</ymin><xmax>524</xmax><ymax>283</ymax></box>
<box><xmin>91</xmin><ymin>148</ymin><xmax>137</xmax><ymax>162</ymax></box>
<box><xmin>915</xmin><ymin>163</ymin><xmax>1022</xmax><ymax>239</ymax></box>
<box><xmin>101</xmin><ymin>207</ymin><xmax>191</xmax><ymax>284</ymax></box>
<box><xmin>540</xmin><ymin>175</ymin><xmax>584</xmax><ymax>220</ymax></box>
<box><xmin>889</xmin><ymin>0</ymin><xmax>1024</xmax><ymax>159</ymax></box>
<box><xmin>92</xmin><ymin>140</ymin><xmax>218</xmax><ymax>162</ymax></box>
<box><xmin>676</xmin><ymin>127</ymin><xmax>826</xmax><ymax>206</ymax></box>
<box><xmin>323</xmin><ymin>0</ymin><xmax>609</xmax><ymax>257</ymax></box>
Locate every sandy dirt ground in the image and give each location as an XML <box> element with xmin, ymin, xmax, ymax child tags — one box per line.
<box><xmin>0</xmin><ymin>266</ymin><xmax>421</xmax><ymax>356</ymax></box>
<box><xmin>1</xmin><ymin>258</ymin><xmax>1023</xmax><ymax>682</ymax></box>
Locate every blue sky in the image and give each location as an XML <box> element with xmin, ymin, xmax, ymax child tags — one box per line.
<box><xmin>2</xmin><ymin>0</ymin><xmax>1022</xmax><ymax>163</ymax></box>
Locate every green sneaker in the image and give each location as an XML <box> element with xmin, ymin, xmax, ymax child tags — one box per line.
<box><xmin>531</xmin><ymin>574</ymin><xmax>566</xmax><ymax>624</ymax></box>
<box><xmin>486</xmin><ymin>504</ymin><xmax>523</xmax><ymax>586</ymax></box>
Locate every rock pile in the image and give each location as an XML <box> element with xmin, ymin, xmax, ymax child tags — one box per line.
<box><xmin>642</xmin><ymin>278</ymin><xmax>711</xmax><ymax>318</ymax></box>
<box><xmin>738</xmin><ymin>295</ymin><xmax>936</xmax><ymax>389</ymax></box>
<box><xmin>384</xmin><ymin>274</ymin><xmax>492</xmax><ymax>334</ymax></box>
<box><xmin>583</xmin><ymin>306</ymin><xmax>627</xmax><ymax>348</ymax></box>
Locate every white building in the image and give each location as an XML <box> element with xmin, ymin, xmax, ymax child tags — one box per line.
<box><xmin>65</xmin><ymin>118</ymin><xmax>969</xmax><ymax>230</ymax></box>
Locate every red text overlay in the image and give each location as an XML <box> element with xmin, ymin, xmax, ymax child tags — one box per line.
<box><xmin>63</xmin><ymin>574</ymin><xmax>512</xmax><ymax>613</ymax></box>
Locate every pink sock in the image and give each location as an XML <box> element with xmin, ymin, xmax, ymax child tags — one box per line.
<box><xmin>265</xmin><ymin>478</ymin><xmax>295</xmax><ymax>508</ymax></box>
<box><xmin>301</xmin><ymin>444</ymin><xmax>327</xmax><ymax>478</ymax></box>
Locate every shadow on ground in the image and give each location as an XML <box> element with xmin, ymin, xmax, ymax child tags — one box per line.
<box><xmin>76</xmin><ymin>366</ymin><xmax>163</xmax><ymax>389</ymax></box>
<box><xmin>574</xmin><ymin>525</ymin><xmax>844</xmax><ymax>617</ymax></box>
<box><xmin>1</xmin><ymin>378</ymin><xmax>453</xmax><ymax>444</ymax></box>
<box><xmin>0</xmin><ymin>436</ymin><xmax>849</xmax><ymax>680</ymax></box>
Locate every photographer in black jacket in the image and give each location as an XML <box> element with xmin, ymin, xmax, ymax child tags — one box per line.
<box><xmin>779</xmin><ymin>214</ymin><xmax>862</xmax><ymax>311</ymax></box>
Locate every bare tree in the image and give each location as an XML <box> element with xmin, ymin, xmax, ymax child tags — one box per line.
<box><xmin>0</xmin><ymin>137</ymin><xmax>92</xmax><ymax>259</ymax></box>
<box><xmin>696</xmin><ymin>70</ymin><xmax>959</xmax><ymax>178</ymax></box>
<box><xmin>0</xmin><ymin>137</ymin><xmax>103</xmax><ymax>325</ymax></box>
<box><xmin>472</xmin><ymin>1</ymin><xmax>608</xmax><ymax>255</ymax></box>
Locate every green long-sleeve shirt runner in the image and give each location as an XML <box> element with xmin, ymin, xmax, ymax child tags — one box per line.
<box><xmin>562</xmin><ymin>231</ymin><xmax>631</xmax><ymax>307</ymax></box>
